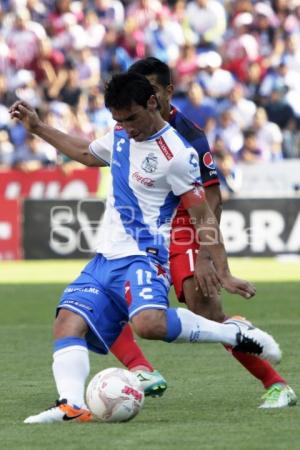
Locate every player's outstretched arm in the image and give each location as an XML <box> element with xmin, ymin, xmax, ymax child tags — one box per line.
<box><xmin>181</xmin><ymin>187</ymin><xmax>256</xmax><ymax>299</ymax></box>
<box><xmin>9</xmin><ymin>101</ymin><xmax>103</xmax><ymax>167</ymax></box>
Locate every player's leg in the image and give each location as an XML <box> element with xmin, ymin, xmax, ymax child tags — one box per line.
<box><xmin>110</xmin><ymin>324</ymin><xmax>154</xmax><ymax>372</ymax></box>
<box><xmin>127</xmin><ymin>257</ymin><xmax>281</xmax><ymax>363</ymax></box>
<box><xmin>24</xmin><ymin>255</ymin><xmax>124</xmax><ymax>424</ymax></box>
<box><xmin>109</xmin><ymin>284</ymin><xmax>167</xmax><ymax>397</ymax></box>
<box><xmin>182</xmin><ymin>276</ymin><xmax>225</xmax><ymax>321</ymax></box>
<box><xmin>131</xmin><ymin>306</ymin><xmax>281</xmax><ymax>364</ymax></box>
<box><xmin>175</xmin><ymin>245</ymin><xmax>296</xmax><ymax>408</ymax></box>
<box><xmin>183</xmin><ymin>275</ymin><xmax>286</xmax><ymax>385</ymax></box>
<box><xmin>110</xmin><ymin>324</ymin><xmax>167</xmax><ymax>397</ymax></box>
<box><xmin>24</xmin><ymin>308</ymin><xmax>92</xmax><ymax>424</ymax></box>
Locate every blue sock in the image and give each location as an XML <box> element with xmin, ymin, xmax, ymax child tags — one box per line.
<box><xmin>164</xmin><ymin>309</ymin><xmax>182</xmax><ymax>342</ymax></box>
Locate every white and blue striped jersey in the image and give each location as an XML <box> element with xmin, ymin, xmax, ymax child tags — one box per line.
<box><xmin>89</xmin><ymin>122</ymin><xmax>202</xmax><ymax>264</ymax></box>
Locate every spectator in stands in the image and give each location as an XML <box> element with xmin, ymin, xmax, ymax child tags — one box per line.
<box><xmin>173</xmin><ymin>43</ymin><xmax>199</xmax><ymax>92</ymax></box>
<box><xmin>243</xmin><ymin>60</ymin><xmax>266</xmax><ymax>103</ymax></box>
<box><xmin>28</xmin><ymin>37</ymin><xmax>65</xmax><ymax>86</ymax></box>
<box><xmin>46</xmin><ymin>0</ymin><xmax>83</xmax><ymax>38</ymax></box>
<box><xmin>215</xmin><ymin>109</ymin><xmax>244</xmax><ymax>155</ymax></box>
<box><xmin>121</xmin><ymin>18</ymin><xmax>146</xmax><ymax>60</ymax></box>
<box><xmin>6</xmin><ymin>7</ymin><xmax>46</xmax><ymax>71</ymax></box>
<box><xmin>55</xmin><ymin>59</ymin><xmax>82</xmax><ymax>108</ymax></box>
<box><xmin>238</xmin><ymin>128</ymin><xmax>263</xmax><ymax>163</ymax></box>
<box><xmin>252</xmin><ymin>107</ymin><xmax>283</xmax><ymax>161</ymax></box>
<box><xmin>186</xmin><ymin>0</ymin><xmax>227</xmax><ymax>47</ymax></box>
<box><xmin>213</xmin><ymin>143</ymin><xmax>242</xmax><ymax>201</ymax></box>
<box><xmin>12</xmin><ymin>133</ymin><xmax>55</xmax><ymax>171</ymax></box>
<box><xmin>75</xmin><ymin>47</ymin><xmax>101</xmax><ymax>90</ymax></box>
<box><xmin>219</xmin><ymin>83</ymin><xmax>257</xmax><ymax>130</ymax></box>
<box><xmin>93</xmin><ymin>0</ymin><xmax>125</xmax><ymax>30</ymax></box>
<box><xmin>197</xmin><ymin>51</ymin><xmax>235</xmax><ymax>99</ymax></box>
<box><xmin>126</xmin><ymin>0</ymin><xmax>163</xmax><ymax>29</ymax></box>
<box><xmin>179</xmin><ymin>81</ymin><xmax>217</xmax><ymax>128</ymax></box>
<box><xmin>100</xmin><ymin>28</ymin><xmax>132</xmax><ymax>80</ymax></box>
<box><xmin>81</xmin><ymin>9</ymin><xmax>105</xmax><ymax>51</ymax></box>
<box><xmin>264</xmin><ymin>83</ymin><xmax>295</xmax><ymax>129</ymax></box>
<box><xmin>144</xmin><ymin>7</ymin><xmax>185</xmax><ymax>64</ymax></box>
<box><xmin>0</xmin><ymin>73</ymin><xmax>17</xmax><ymax>108</ymax></box>
<box><xmin>203</xmin><ymin>116</ymin><xmax>217</xmax><ymax>149</ymax></box>
<box><xmin>0</xmin><ymin>129</ymin><xmax>14</xmax><ymax>169</ymax></box>
<box><xmin>170</xmin><ymin>0</ymin><xmax>198</xmax><ymax>46</ymax></box>
<box><xmin>252</xmin><ymin>2</ymin><xmax>279</xmax><ymax>58</ymax></box>
<box><xmin>86</xmin><ymin>89</ymin><xmax>113</xmax><ymax>137</ymax></box>
<box><xmin>282</xmin><ymin>117</ymin><xmax>300</xmax><ymax>158</ymax></box>
<box><xmin>222</xmin><ymin>12</ymin><xmax>259</xmax><ymax>83</ymax></box>
<box><xmin>10</xmin><ymin>69</ymin><xmax>42</xmax><ymax>109</ymax></box>
<box><xmin>26</xmin><ymin>0</ymin><xmax>48</xmax><ymax>24</ymax></box>
<box><xmin>2</xmin><ymin>0</ymin><xmax>300</xmax><ymax>175</ymax></box>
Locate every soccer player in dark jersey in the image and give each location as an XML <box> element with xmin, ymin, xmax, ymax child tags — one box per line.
<box><xmin>116</xmin><ymin>57</ymin><xmax>295</xmax><ymax>409</ymax></box>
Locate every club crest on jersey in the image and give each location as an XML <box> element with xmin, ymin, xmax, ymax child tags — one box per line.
<box><xmin>203</xmin><ymin>152</ymin><xmax>216</xmax><ymax>170</ymax></box>
<box><xmin>141</xmin><ymin>153</ymin><xmax>158</xmax><ymax>173</ymax></box>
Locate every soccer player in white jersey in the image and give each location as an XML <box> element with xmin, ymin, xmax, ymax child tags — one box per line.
<box><xmin>10</xmin><ymin>73</ymin><xmax>281</xmax><ymax>424</ymax></box>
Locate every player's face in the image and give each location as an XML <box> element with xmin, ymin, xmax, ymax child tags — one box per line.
<box><xmin>145</xmin><ymin>74</ymin><xmax>174</xmax><ymax>121</ymax></box>
<box><xmin>111</xmin><ymin>97</ymin><xmax>159</xmax><ymax>141</ymax></box>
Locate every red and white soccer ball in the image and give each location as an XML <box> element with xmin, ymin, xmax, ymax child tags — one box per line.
<box><xmin>86</xmin><ymin>368</ymin><xmax>145</xmax><ymax>422</ymax></box>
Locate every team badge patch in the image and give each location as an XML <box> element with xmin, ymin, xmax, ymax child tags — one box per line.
<box><xmin>141</xmin><ymin>153</ymin><xmax>158</xmax><ymax>173</ymax></box>
<box><xmin>203</xmin><ymin>152</ymin><xmax>216</xmax><ymax>170</ymax></box>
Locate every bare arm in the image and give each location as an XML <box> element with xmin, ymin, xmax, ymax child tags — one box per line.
<box><xmin>9</xmin><ymin>101</ymin><xmax>104</xmax><ymax>167</ymax></box>
<box><xmin>187</xmin><ymin>198</ymin><xmax>229</xmax><ymax>279</ymax></box>
<box><xmin>199</xmin><ymin>184</ymin><xmax>222</xmax><ymax>260</ymax></box>
<box><xmin>180</xmin><ymin>188</ymin><xmax>256</xmax><ymax>299</ymax></box>
<box><xmin>204</xmin><ymin>184</ymin><xmax>222</xmax><ymax>224</ymax></box>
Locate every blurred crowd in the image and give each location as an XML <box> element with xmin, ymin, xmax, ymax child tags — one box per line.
<box><xmin>1</xmin><ymin>0</ymin><xmax>300</xmax><ymax>196</ymax></box>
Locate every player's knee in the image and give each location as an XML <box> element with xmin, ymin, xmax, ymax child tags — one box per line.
<box><xmin>53</xmin><ymin>308</ymin><xmax>88</xmax><ymax>339</ymax></box>
<box><xmin>131</xmin><ymin>310</ymin><xmax>167</xmax><ymax>339</ymax></box>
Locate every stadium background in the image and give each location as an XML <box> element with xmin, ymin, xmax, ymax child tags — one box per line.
<box><xmin>1</xmin><ymin>0</ymin><xmax>300</xmax><ymax>259</ymax></box>
<box><xmin>1</xmin><ymin>2</ymin><xmax>300</xmax><ymax>450</ymax></box>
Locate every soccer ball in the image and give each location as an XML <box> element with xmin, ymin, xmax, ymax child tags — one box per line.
<box><xmin>86</xmin><ymin>368</ymin><xmax>145</xmax><ymax>422</ymax></box>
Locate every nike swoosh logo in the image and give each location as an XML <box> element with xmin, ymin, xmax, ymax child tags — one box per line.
<box><xmin>63</xmin><ymin>413</ymin><xmax>84</xmax><ymax>421</ymax></box>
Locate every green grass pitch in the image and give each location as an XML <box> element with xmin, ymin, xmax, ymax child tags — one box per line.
<box><xmin>0</xmin><ymin>258</ymin><xmax>299</xmax><ymax>450</ymax></box>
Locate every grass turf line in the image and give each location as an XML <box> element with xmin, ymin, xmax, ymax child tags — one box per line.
<box><xmin>0</xmin><ymin>259</ymin><xmax>299</xmax><ymax>450</ymax></box>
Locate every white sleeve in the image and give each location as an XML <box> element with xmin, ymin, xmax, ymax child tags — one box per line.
<box><xmin>167</xmin><ymin>149</ymin><xmax>202</xmax><ymax>196</ymax></box>
<box><xmin>89</xmin><ymin>131</ymin><xmax>113</xmax><ymax>166</ymax></box>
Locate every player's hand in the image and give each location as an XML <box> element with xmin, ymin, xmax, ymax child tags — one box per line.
<box><xmin>9</xmin><ymin>101</ymin><xmax>41</xmax><ymax>132</ymax></box>
<box><xmin>220</xmin><ymin>275</ymin><xmax>256</xmax><ymax>299</ymax></box>
<box><xmin>194</xmin><ymin>255</ymin><xmax>222</xmax><ymax>298</ymax></box>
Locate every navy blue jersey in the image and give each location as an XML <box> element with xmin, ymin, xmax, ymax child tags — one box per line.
<box><xmin>169</xmin><ymin>106</ymin><xmax>219</xmax><ymax>188</ymax></box>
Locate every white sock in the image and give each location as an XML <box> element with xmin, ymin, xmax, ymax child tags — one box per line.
<box><xmin>176</xmin><ymin>308</ymin><xmax>238</xmax><ymax>346</ymax></box>
<box><xmin>52</xmin><ymin>345</ymin><xmax>90</xmax><ymax>408</ymax></box>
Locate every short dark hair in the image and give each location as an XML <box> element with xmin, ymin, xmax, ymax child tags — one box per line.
<box><xmin>104</xmin><ymin>72</ymin><xmax>155</xmax><ymax>109</ymax></box>
<box><xmin>128</xmin><ymin>57</ymin><xmax>171</xmax><ymax>87</ymax></box>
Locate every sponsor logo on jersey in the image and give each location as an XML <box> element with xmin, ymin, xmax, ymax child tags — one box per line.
<box><xmin>132</xmin><ymin>171</ymin><xmax>155</xmax><ymax>187</ymax></box>
<box><xmin>156</xmin><ymin>137</ymin><xmax>174</xmax><ymax>160</ymax></box>
<box><xmin>61</xmin><ymin>299</ymin><xmax>93</xmax><ymax>312</ymax></box>
<box><xmin>64</xmin><ymin>287</ymin><xmax>100</xmax><ymax>294</ymax></box>
<box><xmin>141</xmin><ymin>152</ymin><xmax>158</xmax><ymax>173</ymax></box>
<box><xmin>203</xmin><ymin>152</ymin><xmax>216</xmax><ymax>170</ymax></box>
